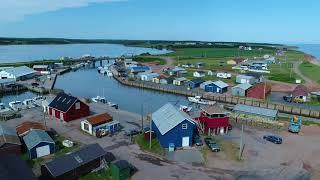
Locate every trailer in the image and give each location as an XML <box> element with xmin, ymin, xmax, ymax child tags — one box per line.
<box><xmin>288</xmin><ymin>116</ymin><xmax>302</xmax><ymax>133</ymax></box>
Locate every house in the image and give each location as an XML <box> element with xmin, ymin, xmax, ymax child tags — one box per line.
<box><xmin>227</xmin><ymin>58</ymin><xmax>245</xmax><ymax>65</ymax></box>
<box><xmin>291</xmin><ymin>85</ymin><xmax>308</xmax><ymax>102</ymax></box>
<box><xmin>185</xmin><ymin>78</ymin><xmax>205</xmax><ymax>89</ymax></box>
<box><xmin>205</xmin><ymin>80</ymin><xmax>229</xmax><ymax>93</ymax></box>
<box><xmin>48</xmin><ymin>92</ymin><xmax>90</xmax><ymax>122</ymax></box>
<box><xmin>236</xmin><ymin>75</ymin><xmax>256</xmax><ymax>84</ymax></box>
<box><xmin>140</xmin><ymin>73</ymin><xmax>159</xmax><ymax>81</ymax></box>
<box><xmin>16</xmin><ymin>121</ymin><xmax>46</xmax><ymax>136</ymax></box>
<box><xmin>124</xmin><ymin>59</ymin><xmax>138</xmax><ymax>68</ymax></box>
<box><xmin>200</xmin><ymin>81</ymin><xmax>213</xmax><ymax>89</ymax></box>
<box><xmin>197</xmin><ymin>105</ymin><xmax>230</xmax><ymax>135</ymax></box>
<box><xmin>129</xmin><ymin>66</ymin><xmax>151</xmax><ymax>74</ymax></box>
<box><xmin>193</xmin><ymin>70</ymin><xmax>206</xmax><ymax>77</ymax></box>
<box><xmin>160</xmin><ymin>77</ymin><xmax>174</xmax><ymax>85</ymax></box>
<box><xmin>173</xmin><ymin>77</ymin><xmax>187</xmax><ymax>86</ymax></box>
<box><xmin>0</xmin><ymin>124</ymin><xmax>21</xmax><ymax>156</ymax></box>
<box><xmin>233</xmin><ymin>104</ymin><xmax>278</xmax><ymax>120</ymax></box>
<box><xmin>41</xmin><ymin>143</ymin><xmax>111</xmax><ymax>180</ymax></box>
<box><xmin>33</xmin><ymin>65</ymin><xmax>49</xmax><ymax>72</ymax></box>
<box><xmin>152</xmin><ymin>103</ymin><xmax>196</xmax><ymax>148</ymax></box>
<box><xmin>232</xmin><ymin>83</ymin><xmax>252</xmax><ymax>97</ymax></box>
<box><xmin>81</xmin><ymin>113</ymin><xmax>120</xmax><ymax>137</ymax></box>
<box><xmin>247</xmin><ymin>83</ymin><xmax>271</xmax><ymax>100</ymax></box>
<box><xmin>245</xmin><ymin>73</ymin><xmax>264</xmax><ymax>83</ymax></box>
<box><xmin>167</xmin><ymin>67</ymin><xmax>186</xmax><ymax>76</ymax></box>
<box><xmin>216</xmin><ymin>72</ymin><xmax>231</xmax><ymax>79</ymax></box>
<box><xmin>207</xmin><ymin>70</ymin><xmax>214</xmax><ymax>76</ymax></box>
<box><xmin>0</xmin><ymin>66</ymin><xmax>36</xmax><ymax>81</ymax></box>
<box><xmin>23</xmin><ymin>129</ymin><xmax>55</xmax><ymax>159</ymax></box>
<box><xmin>195</xmin><ymin>62</ymin><xmax>206</xmax><ymax>68</ymax></box>
<box><xmin>0</xmin><ymin>155</ymin><xmax>37</xmax><ymax>180</ymax></box>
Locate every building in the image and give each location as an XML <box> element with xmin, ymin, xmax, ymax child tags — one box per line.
<box><xmin>23</xmin><ymin>129</ymin><xmax>55</xmax><ymax>159</ymax></box>
<box><xmin>245</xmin><ymin>73</ymin><xmax>264</xmax><ymax>83</ymax></box>
<box><xmin>193</xmin><ymin>70</ymin><xmax>206</xmax><ymax>77</ymax></box>
<box><xmin>140</xmin><ymin>73</ymin><xmax>159</xmax><ymax>81</ymax></box>
<box><xmin>236</xmin><ymin>75</ymin><xmax>256</xmax><ymax>84</ymax></box>
<box><xmin>16</xmin><ymin>121</ymin><xmax>46</xmax><ymax>137</ymax></box>
<box><xmin>197</xmin><ymin>105</ymin><xmax>230</xmax><ymax>135</ymax></box>
<box><xmin>173</xmin><ymin>77</ymin><xmax>187</xmax><ymax>86</ymax></box>
<box><xmin>0</xmin><ymin>155</ymin><xmax>37</xmax><ymax>180</ymax></box>
<box><xmin>0</xmin><ymin>124</ymin><xmax>21</xmax><ymax>156</ymax></box>
<box><xmin>33</xmin><ymin>65</ymin><xmax>49</xmax><ymax>72</ymax></box>
<box><xmin>160</xmin><ymin>77</ymin><xmax>174</xmax><ymax>85</ymax></box>
<box><xmin>185</xmin><ymin>78</ymin><xmax>205</xmax><ymax>89</ymax></box>
<box><xmin>207</xmin><ymin>70</ymin><xmax>214</xmax><ymax>76</ymax></box>
<box><xmin>152</xmin><ymin>103</ymin><xmax>196</xmax><ymax>148</ymax></box>
<box><xmin>0</xmin><ymin>66</ymin><xmax>36</xmax><ymax>81</ymax></box>
<box><xmin>205</xmin><ymin>80</ymin><xmax>229</xmax><ymax>93</ymax></box>
<box><xmin>129</xmin><ymin>66</ymin><xmax>151</xmax><ymax>74</ymax></box>
<box><xmin>216</xmin><ymin>72</ymin><xmax>231</xmax><ymax>79</ymax></box>
<box><xmin>292</xmin><ymin>85</ymin><xmax>308</xmax><ymax>102</ymax></box>
<box><xmin>233</xmin><ymin>104</ymin><xmax>278</xmax><ymax>120</ymax></box>
<box><xmin>227</xmin><ymin>58</ymin><xmax>245</xmax><ymax>65</ymax></box>
<box><xmin>48</xmin><ymin>92</ymin><xmax>90</xmax><ymax>122</ymax></box>
<box><xmin>41</xmin><ymin>143</ymin><xmax>110</xmax><ymax>180</ymax></box>
<box><xmin>124</xmin><ymin>59</ymin><xmax>138</xmax><ymax>68</ymax></box>
<box><xmin>231</xmin><ymin>83</ymin><xmax>252</xmax><ymax>97</ymax></box>
<box><xmin>0</xmin><ymin>78</ymin><xmax>15</xmax><ymax>87</ymax></box>
<box><xmin>247</xmin><ymin>83</ymin><xmax>271</xmax><ymax>100</ymax></box>
<box><xmin>167</xmin><ymin>67</ymin><xmax>186</xmax><ymax>76</ymax></box>
<box><xmin>111</xmin><ymin>160</ymin><xmax>136</xmax><ymax>180</ymax></box>
<box><xmin>200</xmin><ymin>81</ymin><xmax>213</xmax><ymax>89</ymax></box>
<box><xmin>81</xmin><ymin>113</ymin><xmax>120</xmax><ymax>137</ymax></box>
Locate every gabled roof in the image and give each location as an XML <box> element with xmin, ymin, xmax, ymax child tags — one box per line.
<box><xmin>5</xmin><ymin>66</ymin><xmax>36</xmax><ymax>78</ymax></box>
<box><xmin>232</xmin><ymin>83</ymin><xmax>252</xmax><ymax>91</ymax></box>
<box><xmin>195</xmin><ymin>70</ymin><xmax>205</xmax><ymax>74</ymax></box>
<box><xmin>23</xmin><ymin>129</ymin><xmax>54</xmax><ymax>150</ymax></box>
<box><xmin>213</xmin><ymin>80</ymin><xmax>229</xmax><ymax>88</ymax></box>
<box><xmin>152</xmin><ymin>103</ymin><xmax>195</xmax><ymax>135</ymax></box>
<box><xmin>48</xmin><ymin>92</ymin><xmax>80</xmax><ymax>112</ymax></box>
<box><xmin>189</xmin><ymin>78</ymin><xmax>205</xmax><ymax>84</ymax></box>
<box><xmin>292</xmin><ymin>85</ymin><xmax>308</xmax><ymax>97</ymax></box>
<box><xmin>175</xmin><ymin>77</ymin><xmax>187</xmax><ymax>81</ymax></box>
<box><xmin>44</xmin><ymin>143</ymin><xmax>107</xmax><ymax>177</ymax></box>
<box><xmin>0</xmin><ymin>155</ymin><xmax>37</xmax><ymax>180</ymax></box>
<box><xmin>233</xmin><ymin>104</ymin><xmax>278</xmax><ymax>118</ymax></box>
<box><xmin>200</xmin><ymin>81</ymin><xmax>213</xmax><ymax>86</ymax></box>
<box><xmin>86</xmin><ymin>113</ymin><xmax>113</xmax><ymax>126</ymax></box>
<box><xmin>16</xmin><ymin>121</ymin><xmax>45</xmax><ymax>136</ymax></box>
<box><xmin>237</xmin><ymin>75</ymin><xmax>255</xmax><ymax>80</ymax></box>
<box><xmin>0</xmin><ymin>124</ymin><xmax>21</xmax><ymax>146</ymax></box>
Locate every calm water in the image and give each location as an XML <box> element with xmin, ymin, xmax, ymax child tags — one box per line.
<box><xmin>0</xmin><ymin>43</ymin><xmax>171</xmax><ymax>63</ymax></box>
<box><xmin>297</xmin><ymin>44</ymin><xmax>320</xmax><ymax>60</ymax></box>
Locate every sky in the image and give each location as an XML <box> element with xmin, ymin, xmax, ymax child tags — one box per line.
<box><xmin>0</xmin><ymin>0</ymin><xmax>319</xmax><ymax>44</ymax></box>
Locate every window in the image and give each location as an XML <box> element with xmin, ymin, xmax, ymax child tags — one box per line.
<box><xmin>182</xmin><ymin>123</ymin><xmax>188</xmax><ymax>129</ymax></box>
<box><xmin>75</xmin><ymin>102</ymin><xmax>80</xmax><ymax>109</ymax></box>
<box><xmin>83</xmin><ymin>123</ymin><xmax>89</xmax><ymax>131</ymax></box>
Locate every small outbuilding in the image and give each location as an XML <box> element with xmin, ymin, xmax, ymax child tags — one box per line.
<box><xmin>140</xmin><ymin>73</ymin><xmax>159</xmax><ymax>81</ymax></box>
<box><xmin>200</xmin><ymin>81</ymin><xmax>213</xmax><ymax>89</ymax></box>
<box><xmin>23</xmin><ymin>129</ymin><xmax>55</xmax><ymax>159</ymax></box>
<box><xmin>185</xmin><ymin>78</ymin><xmax>205</xmax><ymax>89</ymax></box>
<box><xmin>231</xmin><ymin>83</ymin><xmax>252</xmax><ymax>97</ymax></box>
<box><xmin>246</xmin><ymin>83</ymin><xmax>271</xmax><ymax>100</ymax></box>
<box><xmin>193</xmin><ymin>70</ymin><xmax>206</xmax><ymax>77</ymax></box>
<box><xmin>16</xmin><ymin>121</ymin><xmax>46</xmax><ymax>136</ymax></box>
<box><xmin>291</xmin><ymin>85</ymin><xmax>308</xmax><ymax>102</ymax></box>
<box><xmin>205</xmin><ymin>80</ymin><xmax>229</xmax><ymax>93</ymax></box>
<box><xmin>245</xmin><ymin>73</ymin><xmax>264</xmax><ymax>83</ymax></box>
<box><xmin>233</xmin><ymin>104</ymin><xmax>278</xmax><ymax>120</ymax></box>
<box><xmin>0</xmin><ymin>124</ymin><xmax>21</xmax><ymax>156</ymax></box>
<box><xmin>81</xmin><ymin>113</ymin><xmax>120</xmax><ymax>137</ymax></box>
<box><xmin>33</xmin><ymin>65</ymin><xmax>49</xmax><ymax>72</ymax></box>
<box><xmin>236</xmin><ymin>75</ymin><xmax>256</xmax><ymax>84</ymax></box>
<box><xmin>173</xmin><ymin>77</ymin><xmax>188</xmax><ymax>86</ymax></box>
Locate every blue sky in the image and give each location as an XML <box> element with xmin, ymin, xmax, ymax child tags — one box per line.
<box><xmin>0</xmin><ymin>0</ymin><xmax>319</xmax><ymax>44</ymax></box>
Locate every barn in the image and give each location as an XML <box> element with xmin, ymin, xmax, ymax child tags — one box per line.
<box><xmin>247</xmin><ymin>83</ymin><xmax>271</xmax><ymax>100</ymax></box>
<box><xmin>0</xmin><ymin>124</ymin><xmax>21</xmax><ymax>156</ymax></box>
<box><xmin>152</xmin><ymin>103</ymin><xmax>196</xmax><ymax>149</ymax></box>
<box><xmin>23</xmin><ymin>129</ymin><xmax>55</xmax><ymax>159</ymax></box>
<box><xmin>48</xmin><ymin>92</ymin><xmax>90</xmax><ymax>122</ymax></box>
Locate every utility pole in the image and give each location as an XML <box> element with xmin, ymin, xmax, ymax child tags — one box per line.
<box><xmin>239</xmin><ymin>124</ymin><xmax>244</xmax><ymax>160</ymax></box>
<box><xmin>149</xmin><ymin>114</ymin><xmax>152</xmax><ymax>149</ymax></box>
<box><xmin>141</xmin><ymin>103</ymin><xmax>144</xmax><ymax>132</ymax></box>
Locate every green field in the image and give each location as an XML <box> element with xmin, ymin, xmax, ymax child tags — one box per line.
<box><xmin>134</xmin><ymin>134</ymin><xmax>165</xmax><ymax>156</ymax></box>
<box><xmin>133</xmin><ymin>56</ymin><xmax>166</xmax><ymax>65</ymax></box>
<box><xmin>267</xmin><ymin>63</ymin><xmax>301</xmax><ymax>83</ymax></box>
<box><xmin>299</xmin><ymin>61</ymin><xmax>320</xmax><ymax>84</ymax></box>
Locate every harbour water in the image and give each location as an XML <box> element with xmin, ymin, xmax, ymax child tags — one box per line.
<box><xmin>297</xmin><ymin>44</ymin><xmax>320</xmax><ymax>60</ymax></box>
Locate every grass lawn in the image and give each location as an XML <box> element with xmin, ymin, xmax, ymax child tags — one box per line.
<box><xmin>268</xmin><ymin>63</ymin><xmax>302</xmax><ymax>83</ymax></box>
<box><xmin>134</xmin><ymin>134</ymin><xmax>165</xmax><ymax>156</ymax></box>
<box><xmin>306</xmin><ymin>97</ymin><xmax>320</xmax><ymax>106</ymax></box>
<box><xmin>299</xmin><ymin>61</ymin><xmax>320</xmax><ymax>84</ymax></box>
<box><xmin>133</xmin><ymin>56</ymin><xmax>166</xmax><ymax>65</ymax></box>
<box><xmin>79</xmin><ymin>167</ymin><xmax>112</xmax><ymax>180</ymax></box>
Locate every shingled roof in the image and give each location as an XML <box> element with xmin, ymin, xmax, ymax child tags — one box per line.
<box><xmin>48</xmin><ymin>92</ymin><xmax>79</xmax><ymax>112</ymax></box>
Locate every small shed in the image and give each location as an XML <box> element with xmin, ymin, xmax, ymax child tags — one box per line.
<box><xmin>233</xmin><ymin>104</ymin><xmax>278</xmax><ymax>120</ymax></box>
<box><xmin>0</xmin><ymin>124</ymin><xmax>21</xmax><ymax>156</ymax></box>
<box><xmin>205</xmin><ymin>80</ymin><xmax>229</xmax><ymax>93</ymax></box>
<box><xmin>245</xmin><ymin>73</ymin><xmax>264</xmax><ymax>83</ymax></box>
<box><xmin>207</xmin><ymin>70</ymin><xmax>214</xmax><ymax>76</ymax></box>
<box><xmin>200</xmin><ymin>81</ymin><xmax>213</xmax><ymax>89</ymax></box>
<box><xmin>236</xmin><ymin>75</ymin><xmax>256</xmax><ymax>84</ymax></box>
<box><xmin>140</xmin><ymin>73</ymin><xmax>159</xmax><ymax>81</ymax></box>
<box><xmin>173</xmin><ymin>77</ymin><xmax>187</xmax><ymax>86</ymax></box>
<box><xmin>193</xmin><ymin>70</ymin><xmax>206</xmax><ymax>77</ymax></box>
<box><xmin>81</xmin><ymin>113</ymin><xmax>120</xmax><ymax>137</ymax></box>
<box><xmin>16</xmin><ymin>121</ymin><xmax>46</xmax><ymax>136</ymax></box>
<box><xmin>111</xmin><ymin>160</ymin><xmax>131</xmax><ymax>180</ymax></box>
<box><xmin>160</xmin><ymin>77</ymin><xmax>174</xmax><ymax>84</ymax></box>
<box><xmin>185</xmin><ymin>78</ymin><xmax>205</xmax><ymax>89</ymax></box>
<box><xmin>23</xmin><ymin>129</ymin><xmax>55</xmax><ymax>159</ymax></box>
<box><xmin>227</xmin><ymin>58</ymin><xmax>245</xmax><ymax>65</ymax></box>
<box><xmin>247</xmin><ymin>83</ymin><xmax>271</xmax><ymax>100</ymax></box>
<box><xmin>292</xmin><ymin>85</ymin><xmax>308</xmax><ymax>102</ymax></box>
<box><xmin>232</xmin><ymin>83</ymin><xmax>252</xmax><ymax>97</ymax></box>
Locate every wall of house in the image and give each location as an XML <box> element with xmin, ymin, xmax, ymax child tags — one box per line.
<box><xmin>63</xmin><ymin>100</ymin><xmax>90</xmax><ymax>122</ymax></box>
<box><xmin>205</xmin><ymin>85</ymin><xmax>227</xmax><ymax>93</ymax></box>
<box><xmin>152</xmin><ymin>120</ymin><xmax>194</xmax><ymax>148</ymax></box>
<box><xmin>231</xmin><ymin>87</ymin><xmax>246</xmax><ymax>97</ymax></box>
<box><xmin>0</xmin><ymin>143</ymin><xmax>21</xmax><ymax>156</ymax></box>
<box><xmin>81</xmin><ymin>121</ymin><xmax>93</xmax><ymax>135</ymax></box>
<box><xmin>29</xmin><ymin>142</ymin><xmax>55</xmax><ymax>159</ymax></box>
<box><xmin>247</xmin><ymin>84</ymin><xmax>271</xmax><ymax>100</ymax></box>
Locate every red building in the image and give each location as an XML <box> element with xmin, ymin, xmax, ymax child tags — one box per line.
<box><xmin>246</xmin><ymin>83</ymin><xmax>271</xmax><ymax>100</ymax></box>
<box><xmin>48</xmin><ymin>93</ymin><xmax>90</xmax><ymax>122</ymax></box>
<box><xmin>33</xmin><ymin>65</ymin><xmax>49</xmax><ymax>72</ymax></box>
<box><xmin>196</xmin><ymin>105</ymin><xmax>229</xmax><ymax>135</ymax></box>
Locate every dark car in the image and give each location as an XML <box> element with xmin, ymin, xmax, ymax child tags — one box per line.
<box><xmin>125</xmin><ymin>129</ymin><xmax>140</xmax><ymax>136</ymax></box>
<box><xmin>193</xmin><ymin>135</ymin><xmax>203</xmax><ymax>146</ymax></box>
<box><xmin>283</xmin><ymin>96</ymin><xmax>293</xmax><ymax>102</ymax></box>
<box><xmin>263</xmin><ymin>135</ymin><xmax>282</xmax><ymax>144</ymax></box>
<box><xmin>204</xmin><ymin>137</ymin><xmax>220</xmax><ymax>152</ymax></box>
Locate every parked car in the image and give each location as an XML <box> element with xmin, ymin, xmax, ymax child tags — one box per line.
<box><xmin>125</xmin><ymin>129</ymin><xmax>140</xmax><ymax>136</ymax></box>
<box><xmin>283</xmin><ymin>95</ymin><xmax>292</xmax><ymax>102</ymax></box>
<box><xmin>204</xmin><ymin>137</ymin><xmax>220</xmax><ymax>152</ymax></box>
<box><xmin>263</xmin><ymin>135</ymin><xmax>282</xmax><ymax>144</ymax></box>
<box><xmin>193</xmin><ymin>135</ymin><xmax>203</xmax><ymax>146</ymax></box>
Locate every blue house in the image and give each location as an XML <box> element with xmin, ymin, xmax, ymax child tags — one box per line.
<box><xmin>205</xmin><ymin>80</ymin><xmax>229</xmax><ymax>93</ymax></box>
<box><xmin>185</xmin><ymin>78</ymin><xmax>205</xmax><ymax>89</ymax></box>
<box><xmin>152</xmin><ymin>103</ymin><xmax>196</xmax><ymax>149</ymax></box>
<box><xmin>23</xmin><ymin>129</ymin><xmax>55</xmax><ymax>159</ymax></box>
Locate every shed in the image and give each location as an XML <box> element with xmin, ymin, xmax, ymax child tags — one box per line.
<box><xmin>160</xmin><ymin>77</ymin><xmax>174</xmax><ymax>84</ymax></box>
<box><xmin>292</xmin><ymin>85</ymin><xmax>308</xmax><ymax>102</ymax></box>
<box><xmin>245</xmin><ymin>72</ymin><xmax>264</xmax><ymax>83</ymax></box>
<box><xmin>16</xmin><ymin>121</ymin><xmax>46</xmax><ymax>136</ymax></box>
<box><xmin>185</xmin><ymin>78</ymin><xmax>205</xmax><ymax>89</ymax></box>
<box><xmin>140</xmin><ymin>73</ymin><xmax>159</xmax><ymax>81</ymax></box>
<box><xmin>173</xmin><ymin>77</ymin><xmax>187</xmax><ymax>86</ymax></box>
<box><xmin>111</xmin><ymin>160</ymin><xmax>132</xmax><ymax>180</ymax></box>
<box><xmin>233</xmin><ymin>104</ymin><xmax>278</xmax><ymax>120</ymax></box>
<box><xmin>236</xmin><ymin>75</ymin><xmax>256</xmax><ymax>84</ymax></box>
<box><xmin>193</xmin><ymin>70</ymin><xmax>206</xmax><ymax>77</ymax></box>
<box><xmin>152</xmin><ymin>103</ymin><xmax>196</xmax><ymax>148</ymax></box>
<box><xmin>200</xmin><ymin>81</ymin><xmax>213</xmax><ymax>89</ymax></box>
<box><xmin>232</xmin><ymin>83</ymin><xmax>252</xmax><ymax>97</ymax></box>
<box><xmin>41</xmin><ymin>143</ymin><xmax>109</xmax><ymax>180</ymax></box>
<box><xmin>205</xmin><ymin>80</ymin><xmax>229</xmax><ymax>93</ymax></box>
<box><xmin>129</xmin><ymin>66</ymin><xmax>151</xmax><ymax>73</ymax></box>
<box><xmin>23</xmin><ymin>129</ymin><xmax>55</xmax><ymax>159</ymax></box>
<box><xmin>0</xmin><ymin>155</ymin><xmax>36</xmax><ymax>180</ymax></box>
<box><xmin>81</xmin><ymin>113</ymin><xmax>120</xmax><ymax>137</ymax></box>
<box><xmin>247</xmin><ymin>83</ymin><xmax>271</xmax><ymax>99</ymax></box>
<box><xmin>48</xmin><ymin>92</ymin><xmax>90</xmax><ymax>122</ymax></box>
<box><xmin>0</xmin><ymin>66</ymin><xmax>36</xmax><ymax>81</ymax></box>
<box><xmin>0</xmin><ymin>124</ymin><xmax>21</xmax><ymax>156</ymax></box>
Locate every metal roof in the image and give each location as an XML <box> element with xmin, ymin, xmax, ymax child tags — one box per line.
<box><xmin>44</xmin><ymin>143</ymin><xmax>107</xmax><ymax>177</ymax></box>
<box><xmin>0</xmin><ymin>124</ymin><xmax>17</xmax><ymax>136</ymax></box>
<box><xmin>237</xmin><ymin>75</ymin><xmax>255</xmax><ymax>80</ymax></box>
<box><xmin>6</xmin><ymin>66</ymin><xmax>36</xmax><ymax>78</ymax></box>
<box><xmin>152</xmin><ymin>103</ymin><xmax>195</xmax><ymax>135</ymax></box>
<box><xmin>48</xmin><ymin>92</ymin><xmax>78</xmax><ymax>112</ymax></box>
<box><xmin>23</xmin><ymin>129</ymin><xmax>54</xmax><ymax>150</ymax></box>
<box><xmin>141</xmin><ymin>73</ymin><xmax>159</xmax><ymax>78</ymax></box>
<box><xmin>130</xmin><ymin>66</ymin><xmax>151</xmax><ymax>72</ymax></box>
<box><xmin>189</xmin><ymin>78</ymin><xmax>205</xmax><ymax>84</ymax></box>
<box><xmin>0</xmin><ymin>124</ymin><xmax>21</xmax><ymax>146</ymax></box>
<box><xmin>0</xmin><ymin>78</ymin><xmax>15</xmax><ymax>84</ymax></box>
<box><xmin>233</xmin><ymin>104</ymin><xmax>278</xmax><ymax>118</ymax></box>
<box><xmin>33</xmin><ymin>65</ymin><xmax>48</xmax><ymax>69</ymax></box>
<box><xmin>175</xmin><ymin>77</ymin><xmax>187</xmax><ymax>81</ymax></box>
<box><xmin>213</xmin><ymin>80</ymin><xmax>229</xmax><ymax>88</ymax></box>
<box><xmin>200</xmin><ymin>81</ymin><xmax>213</xmax><ymax>86</ymax></box>
<box><xmin>232</xmin><ymin>83</ymin><xmax>252</xmax><ymax>91</ymax></box>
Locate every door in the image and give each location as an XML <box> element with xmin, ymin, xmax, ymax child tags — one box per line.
<box><xmin>182</xmin><ymin>137</ymin><xmax>190</xmax><ymax>147</ymax></box>
<box><xmin>36</xmin><ymin>145</ymin><xmax>50</xmax><ymax>158</ymax></box>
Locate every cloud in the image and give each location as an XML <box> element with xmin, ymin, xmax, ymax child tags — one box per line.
<box><xmin>0</xmin><ymin>0</ymin><xmax>125</xmax><ymax>22</ymax></box>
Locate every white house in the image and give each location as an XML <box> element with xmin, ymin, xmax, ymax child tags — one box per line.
<box><xmin>193</xmin><ymin>71</ymin><xmax>206</xmax><ymax>77</ymax></box>
<box><xmin>207</xmin><ymin>70</ymin><xmax>214</xmax><ymax>76</ymax></box>
<box><xmin>140</xmin><ymin>73</ymin><xmax>159</xmax><ymax>81</ymax></box>
<box><xmin>81</xmin><ymin>113</ymin><xmax>120</xmax><ymax>137</ymax></box>
<box><xmin>173</xmin><ymin>77</ymin><xmax>187</xmax><ymax>86</ymax></box>
<box><xmin>124</xmin><ymin>59</ymin><xmax>138</xmax><ymax>68</ymax></box>
<box><xmin>0</xmin><ymin>66</ymin><xmax>36</xmax><ymax>81</ymax></box>
<box><xmin>216</xmin><ymin>72</ymin><xmax>231</xmax><ymax>79</ymax></box>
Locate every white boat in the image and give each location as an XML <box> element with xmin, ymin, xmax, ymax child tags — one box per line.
<box><xmin>107</xmin><ymin>102</ymin><xmax>118</xmax><ymax>109</ymax></box>
<box><xmin>188</xmin><ymin>96</ymin><xmax>216</xmax><ymax>105</ymax></box>
<box><xmin>179</xmin><ymin>105</ymin><xmax>192</xmax><ymax>113</ymax></box>
<box><xmin>91</xmin><ymin>96</ymin><xmax>107</xmax><ymax>103</ymax></box>
<box><xmin>23</xmin><ymin>99</ymin><xmax>35</xmax><ymax>109</ymax></box>
<box><xmin>9</xmin><ymin>101</ymin><xmax>23</xmax><ymax>111</ymax></box>
<box><xmin>105</xmin><ymin>70</ymin><xmax>113</xmax><ymax>77</ymax></box>
<box><xmin>32</xmin><ymin>96</ymin><xmax>45</xmax><ymax>106</ymax></box>
<box><xmin>0</xmin><ymin>103</ymin><xmax>11</xmax><ymax>113</ymax></box>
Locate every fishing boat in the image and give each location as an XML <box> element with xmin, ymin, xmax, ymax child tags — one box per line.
<box><xmin>91</xmin><ymin>96</ymin><xmax>107</xmax><ymax>103</ymax></box>
<box><xmin>188</xmin><ymin>96</ymin><xmax>216</xmax><ymax>105</ymax></box>
<box><xmin>9</xmin><ymin>101</ymin><xmax>23</xmax><ymax>111</ymax></box>
<box><xmin>0</xmin><ymin>103</ymin><xmax>10</xmax><ymax>113</ymax></box>
<box><xmin>23</xmin><ymin>99</ymin><xmax>35</xmax><ymax>109</ymax></box>
<box><xmin>179</xmin><ymin>105</ymin><xmax>192</xmax><ymax>113</ymax></box>
<box><xmin>32</xmin><ymin>96</ymin><xmax>45</xmax><ymax>106</ymax></box>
